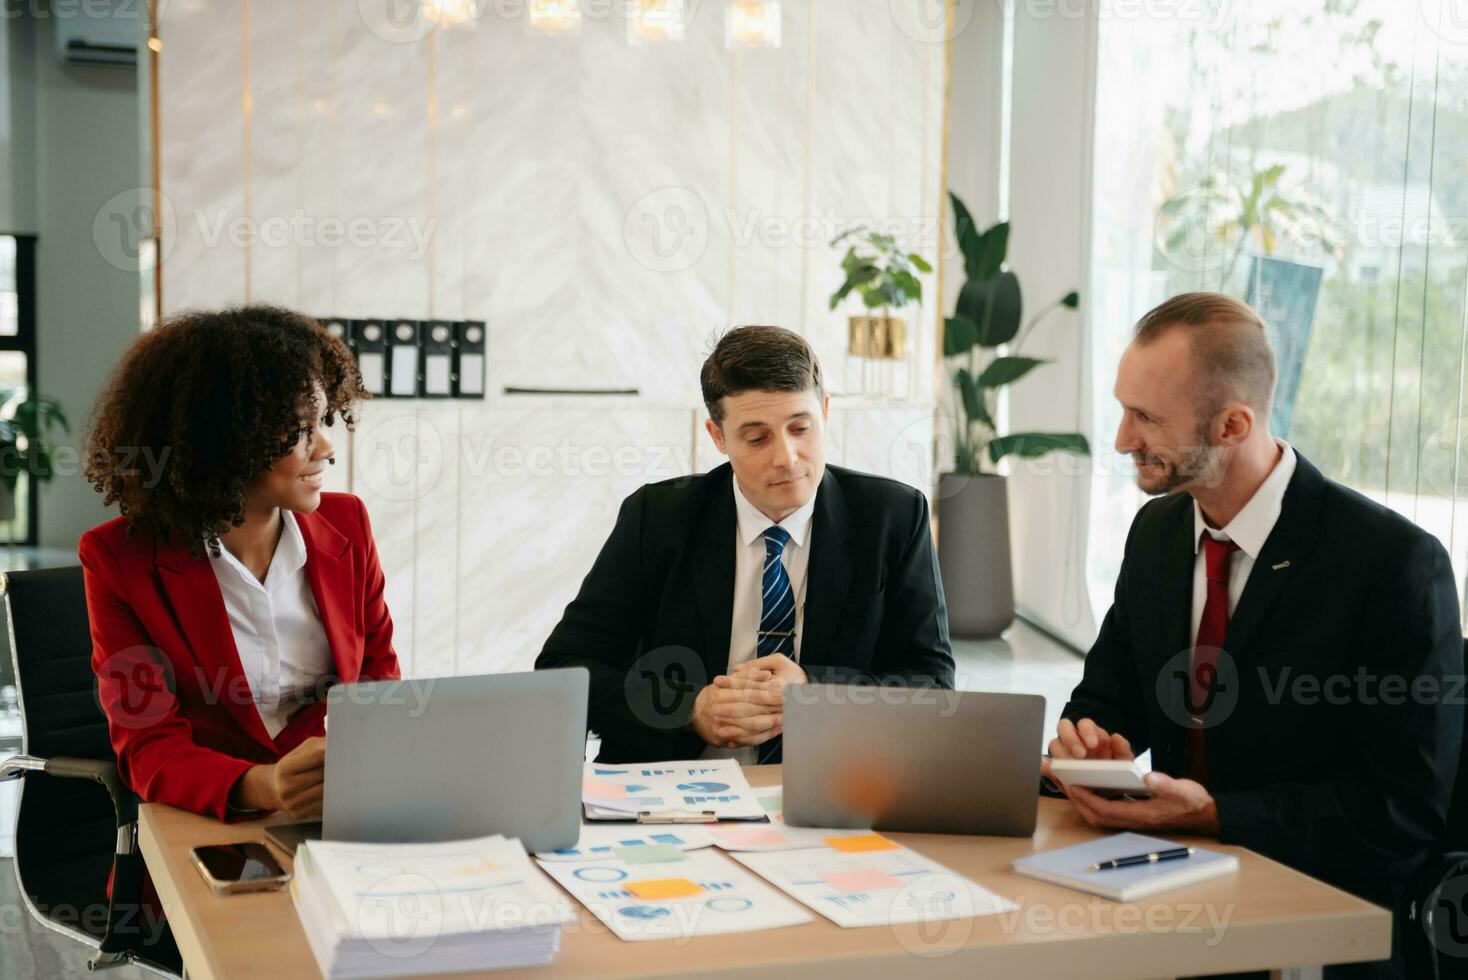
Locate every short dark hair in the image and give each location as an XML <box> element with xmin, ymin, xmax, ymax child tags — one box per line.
<box><xmin>85</xmin><ymin>305</ymin><xmax>366</xmax><ymax>553</ymax></box>
<box><xmin>700</xmin><ymin>325</ymin><xmax>825</xmax><ymax>425</ymax></box>
<box><xmin>1134</xmin><ymin>292</ymin><xmax>1277</xmax><ymax>418</ymax></box>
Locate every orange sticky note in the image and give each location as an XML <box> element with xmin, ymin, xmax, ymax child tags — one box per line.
<box><xmin>823</xmin><ymin>833</ymin><xmax>899</xmax><ymax>853</ymax></box>
<box><xmin>626</xmin><ymin>877</ymin><xmax>704</xmax><ymax>900</ymax></box>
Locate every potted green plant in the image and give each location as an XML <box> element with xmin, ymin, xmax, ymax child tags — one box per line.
<box><xmin>0</xmin><ymin>393</ymin><xmax>70</xmax><ymax>542</ymax></box>
<box><xmin>939</xmin><ymin>192</ymin><xmax>1088</xmax><ymax>637</ymax></box>
<box><xmin>828</xmin><ymin>228</ymin><xmax>931</xmax><ymax>395</ymax></box>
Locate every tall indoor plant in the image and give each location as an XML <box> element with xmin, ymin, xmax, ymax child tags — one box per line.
<box><xmin>939</xmin><ymin>192</ymin><xmax>1088</xmax><ymax>637</ymax></box>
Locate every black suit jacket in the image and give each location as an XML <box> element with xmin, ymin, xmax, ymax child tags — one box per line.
<box><xmin>1065</xmin><ymin>452</ymin><xmax>1463</xmax><ymax>907</ymax></box>
<box><xmin>536</xmin><ymin>463</ymin><xmax>955</xmax><ymax>762</ymax></box>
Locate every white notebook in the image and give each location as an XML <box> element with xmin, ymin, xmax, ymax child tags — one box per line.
<box><xmin>1012</xmin><ymin>833</ymin><xmax>1238</xmax><ymax>902</ymax></box>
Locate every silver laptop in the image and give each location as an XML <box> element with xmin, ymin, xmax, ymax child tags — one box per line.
<box><xmin>321</xmin><ymin>668</ymin><xmax>587</xmax><ymax>852</ymax></box>
<box><xmin>782</xmin><ymin>686</ymin><xmax>1044</xmax><ymax>837</ymax></box>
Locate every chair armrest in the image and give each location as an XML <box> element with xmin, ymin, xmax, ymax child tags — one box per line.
<box><xmin>8</xmin><ymin>754</ymin><xmax>139</xmax><ymax>831</ymax></box>
<box><xmin>0</xmin><ymin>754</ymin><xmax>47</xmax><ymax>781</ymax></box>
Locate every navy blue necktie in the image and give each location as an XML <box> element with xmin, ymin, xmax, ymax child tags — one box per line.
<box><xmin>756</xmin><ymin>525</ymin><xmax>793</xmax><ymax>764</ymax></box>
<box><xmin>757</xmin><ymin>526</ymin><xmax>795</xmax><ymax>656</ymax></box>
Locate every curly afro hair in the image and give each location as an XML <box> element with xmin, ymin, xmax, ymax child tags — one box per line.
<box><xmin>85</xmin><ymin>305</ymin><xmax>367</xmax><ymax>554</ymax></box>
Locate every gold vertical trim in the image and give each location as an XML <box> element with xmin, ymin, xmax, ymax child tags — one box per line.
<box><xmin>147</xmin><ymin>0</ymin><xmax>162</xmax><ymax>326</ymax></box>
<box><xmin>933</xmin><ymin>1</ymin><xmax>953</xmax><ymax>399</ymax></box>
<box><xmin>727</xmin><ymin>49</ymin><xmax>738</xmax><ymax>326</ymax></box>
<box><xmin>427</xmin><ymin>31</ymin><xmax>438</xmax><ymax>318</ymax></box>
<box><xmin>241</xmin><ymin>0</ymin><xmax>252</xmax><ymax>303</ymax></box>
<box><xmin>797</xmin><ymin>0</ymin><xmax>818</xmax><ymax>336</ymax></box>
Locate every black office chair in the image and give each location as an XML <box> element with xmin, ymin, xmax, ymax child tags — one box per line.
<box><xmin>0</xmin><ymin>566</ymin><xmax>180</xmax><ymax>975</ymax></box>
<box><xmin>1402</xmin><ymin>636</ymin><xmax>1468</xmax><ymax>979</ymax></box>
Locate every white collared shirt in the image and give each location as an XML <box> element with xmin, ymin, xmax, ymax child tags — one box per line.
<box><xmin>208</xmin><ymin>511</ymin><xmax>334</xmax><ymax>739</ymax></box>
<box><xmin>703</xmin><ymin>473</ymin><xmax>817</xmax><ymax>763</ymax></box>
<box><xmin>1190</xmin><ymin>440</ymin><xmax>1297</xmax><ymax>644</ymax></box>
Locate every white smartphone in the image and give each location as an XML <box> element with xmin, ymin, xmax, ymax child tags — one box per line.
<box><xmin>191</xmin><ymin>842</ymin><xmax>291</xmax><ymax>896</ymax></box>
<box><xmin>1046</xmin><ymin>758</ymin><xmax>1153</xmax><ymax>795</ymax></box>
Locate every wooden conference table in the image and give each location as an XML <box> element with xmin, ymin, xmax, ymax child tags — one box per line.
<box><xmin>138</xmin><ymin>765</ymin><xmax>1391</xmax><ymax>980</ymax></box>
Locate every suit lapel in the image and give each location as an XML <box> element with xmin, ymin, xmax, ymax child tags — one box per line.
<box><xmin>295</xmin><ymin>509</ymin><xmax>357</xmax><ymax>684</ymax></box>
<box><xmin>801</xmin><ymin>469</ymin><xmax>855</xmax><ymax>665</ymax></box>
<box><xmin>154</xmin><ymin>539</ymin><xmax>276</xmax><ymax>753</ymax></box>
<box><xmin>1222</xmin><ymin>454</ymin><xmax>1324</xmax><ymax>659</ymax></box>
<box><xmin>1157</xmin><ymin>495</ymin><xmax>1195</xmax><ymax>665</ymax></box>
<box><xmin>691</xmin><ymin>468</ymin><xmax>736</xmax><ymax>680</ymax></box>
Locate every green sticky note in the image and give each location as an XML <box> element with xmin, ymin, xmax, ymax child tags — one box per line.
<box><xmin>760</xmin><ymin>793</ymin><xmax>783</xmax><ymax>814</ymax></box>
<box><xmin>613</xmin><ymin>844</ymin><xmax>686</xmax><ymax>865</ymax></box>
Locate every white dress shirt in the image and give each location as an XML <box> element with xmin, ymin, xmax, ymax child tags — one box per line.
<box><xmin>1190</xmin><ymin>440</ymin><xmax>1297</xmax><ymax>644</ymax></box>
<box><xmin>703</xmin><ymin>474</ymin><xmax>818</xmax><ymax>763</ymax></box>
<box><xmin>209</xmin><ymin>510</ymin><xmax>334</xmax><ymax>739</ymax></box>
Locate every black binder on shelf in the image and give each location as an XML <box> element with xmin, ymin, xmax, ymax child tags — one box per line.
<box><xmin>454</xmin><ymin>320</ymin><xmax>486</xmax><ymax>398</ymax></box>
<box><xmin>386</xmin><ymin>319</ymin><xmax>421</xmax><ymax>399</ymax></box>
<box><xmin>319</xmin><ymin>316</ymin><xmax>351</xmax><ymax>350</ymax></box>
<box><xmin>422</xmin><ymin>320</ymin><xmax>455</xmax><ymax>398</ymax></box>
<box><xmin>349</xmin><ymin>319</ymin><xmax>387</xmax><ymax>397</ymax></box>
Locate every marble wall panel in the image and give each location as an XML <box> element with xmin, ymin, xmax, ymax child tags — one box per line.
<box><xmin>158</xmin><ymin>0</ymin><xmax>246</xmax><ymax>312</ymax></box>
<box><xmin>453</xmin><ymin>405</ymin><xmax>694</xmax><ymax>675</ymax></box>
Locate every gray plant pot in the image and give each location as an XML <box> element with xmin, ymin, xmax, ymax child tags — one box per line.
<box><xmin>936</xmin><ymin>472</ymin><xmax>1014</xmax><ymax>639</ymax></box>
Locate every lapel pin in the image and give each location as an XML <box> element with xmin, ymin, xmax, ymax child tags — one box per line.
<box><xmin>1271</xmin><ymin>560</ymin><xmax>1291</xmax><ymax>571</ymax></box>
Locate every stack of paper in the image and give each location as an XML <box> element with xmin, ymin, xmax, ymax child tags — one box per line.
<box><xmin>291</xmin><ymin>834</ymin><xmax>575</xmax><ymax>978</ymax></box>
<box><xmin>536</xmin><ymin>846</ymin><xmax>812</xmax><ymax>941</ymax></box>
<box><xmin>581</xmin><ymin>758</ymin><xmax>766</xmax><ymax>821</ymax></box>
<box><xmin>732</xmin><ymin>833</ymin><xmax>1017</xmax><ymax>928</ymax></box>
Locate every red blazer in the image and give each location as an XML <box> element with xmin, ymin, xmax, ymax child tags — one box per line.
<box><xmin>79</xmin><ymin>492</ymin><xmax>401</xmax><ymax>819</ymax></box>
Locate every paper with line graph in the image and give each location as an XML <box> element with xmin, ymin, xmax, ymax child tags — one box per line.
<box><xmin>581</xmin><ymin>758</ymin><xmax>766</xmax><ymax>821</ymax></box>
<box><xmin>536</xmin><ymin>848</ymin><xmax>811</xmax><ymax>941</ymax></box>
<box><xmin>731</xmin><ymin>835</ymin><xmax>1017</xmax><ymax>929</ymax></box>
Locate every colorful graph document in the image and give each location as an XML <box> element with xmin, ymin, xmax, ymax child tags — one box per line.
<box><xmin>732</xmin><ymin>834</ymin><xmax>1017</xmax><ymax>929</ymax></box>
<box><xmin>702</xmin><ymin>785</ymin><xmax>881</xmax><ymax>852</ymax></box>
<box><xmin>581</xmin><ymin>758</ymin><xmax>766</xmax><ymax>821</ymax></box>
<box><xmin>535</xmin><ymin>823</ymin><xmax>715</xmax><ymax>862</ymax></box>
<box><xmin>536</xmin><ymin>848</ymin><xmax>812</xmax><ymax>941</ymax></box>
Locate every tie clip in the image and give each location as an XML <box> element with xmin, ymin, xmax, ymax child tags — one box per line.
<box><xmin>757</xmin><ymin>630</ymin><xmax>796</xmax><ymax>638</ymax></box>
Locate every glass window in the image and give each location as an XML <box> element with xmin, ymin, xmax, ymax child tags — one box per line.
<box><xmin>1086</xmin><ymin>1</ymin><xmax>1468</xmax><ymax>626</ymax></box>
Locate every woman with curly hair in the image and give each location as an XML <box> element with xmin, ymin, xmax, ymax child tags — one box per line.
<box><xmin>80</xmin><ymin>305</ymin><xmax>400</xmax><ymax>821</ymax></box>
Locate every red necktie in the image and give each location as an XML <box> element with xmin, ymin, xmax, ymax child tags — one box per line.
<box><xmin>1184</xmin><ymin>533</ymin><xmax>1239</xmax><ymax>786</ymax></box>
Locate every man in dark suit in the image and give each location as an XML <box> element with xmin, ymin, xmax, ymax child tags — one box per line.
<box><xmin>1047</xmin><ymin>293</ymin><xmax>1462</xmax><ymax>978</ymax></box>
<box><xmin>537</xmin><ymin>325</ymin><xmax>954</xmax><ymax>763</ymax></box>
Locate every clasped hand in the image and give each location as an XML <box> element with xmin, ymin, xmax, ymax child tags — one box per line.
<box><xmin>689</xmin><ymin>653</ymin><xmax>807</xmax><ymax>749</ymax></box>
